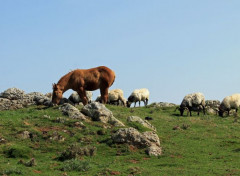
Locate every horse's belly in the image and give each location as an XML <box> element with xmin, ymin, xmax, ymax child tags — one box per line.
<box><xmin>85</xmin><ymin>83</ymin><xmax>99</xmax><ymax>91</ymax></box>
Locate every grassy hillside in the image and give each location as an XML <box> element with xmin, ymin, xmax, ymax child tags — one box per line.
<box><xmin>0</xmin><ymin>104</ymin><xmax>239</xmax><ymax>176</ymax></box>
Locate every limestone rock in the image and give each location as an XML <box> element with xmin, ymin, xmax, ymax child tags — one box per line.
<box><xmin>81</xmin><ymin>102</ymin><xmax>124</xmax><ymax>126</ymax></box>
<box><xmin>112</xmin><ymin>127</ymin><xmax>162</xmax><ymax>156</ymax></box>
<box><xmin>60</xmin><ymin>103</ymin><xmax>86</xmax><ymax>121</ymax></box>
<box><xmin>0</xmin><ymin>88</ymin><xmax>25</xmax><ymax>100</ymax></box>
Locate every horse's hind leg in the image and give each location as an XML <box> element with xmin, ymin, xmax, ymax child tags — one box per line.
<box><xmin>77</xmin><ymin>87</ymin><xmax>88</xmax><ymax>105</ymax></box>
<box><xmin>100</xmin><ymin>87</ymin><xmax>109</xmax><ymax>104</ymax></box>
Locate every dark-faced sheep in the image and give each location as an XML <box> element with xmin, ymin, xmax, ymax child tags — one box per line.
<box><xmin>127</xmin><ymin>88</ymin><xmax>149</xmax><ymax>107</ymax></box>
<box><xmin>179</xmin><ymin>92</ymin><xmax>206</xmax><ymax>116</ymax></box>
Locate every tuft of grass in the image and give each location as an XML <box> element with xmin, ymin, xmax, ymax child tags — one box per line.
<box><xmin>60</xmin><ymin>159</ymin><xmax>91</xmax><ymax>172</ymax></box>
<box><xmin>0</xmin><ymin>167</ymin><xmax>23</xmax><ymax>175</ymax></box>
<box><xmin>127</xmin><ymin>122</ymin><xmax>151</xmax><ymax>132</ymax></box>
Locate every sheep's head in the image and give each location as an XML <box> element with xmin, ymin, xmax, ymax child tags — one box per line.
<box><xmin>126</xmin><ymin>96</ymin><xmax>134</xmax><ymax>108</ymax></box>
<box><xmin>126</xmin><ymin>101</ymin><xmax>132</xmax><ymax>107</ymax></box>
<box><xmin>218</xmin><ymin>107</ymin><xmax>224</xmax><ymax>117</ymax></box>
<box><xmin>179</xmin><ymin>106</ymin><xmax>189</xmax><ymax>116</ymax></box>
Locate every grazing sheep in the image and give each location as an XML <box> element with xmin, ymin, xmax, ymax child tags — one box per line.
<box><xmin>68</xmin><ymin>91</ymin><xmax>93</xmax><ymax>105</ymax></box>
<box><xmin>108</xmin><ymin>89</ymin><xmax>126</xmax><ymax>106</ymax></box>
<box><xmin>179</xmin><ymin>92</ymin><xmax>206</xmax><ymax>116</ymax></box>
<box><xmin>95</xmin><ymin>89</ymin><xmax>126</xmax><ymax>106</ymax></box>
<box><xmin>218</xmin><ymin>93</ymin><xmax>240</xmax><ymax>117</ymax></box>
<box><xmin>127</xmin><ymin>88</ymin><xmax>150</xmax><ymax>107</ymax></box>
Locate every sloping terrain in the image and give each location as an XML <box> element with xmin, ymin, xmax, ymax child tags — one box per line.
<box><xmin>0</xmin><ymin>104</ymin><xmax>239</xmax><ymax>176</ymax></box>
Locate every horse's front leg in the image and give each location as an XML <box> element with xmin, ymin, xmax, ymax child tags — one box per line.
<box><xmin>77</xmin><ymin>87</ymin><xmax>88</xmax><ymax>105</ymax></box>
<box><xmin>100</xmin><ymin>87</ymin><xmax>109</xmax><ymax>104</ymax></box>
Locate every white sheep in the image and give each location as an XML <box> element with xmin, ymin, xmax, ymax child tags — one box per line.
<box><xmin>68</xmin><ymin>91</ymin><xmax>93</xmax><ymax>105</ymax></box>
<box><xmin>127</xmin><ymin>88</ymin><xmax>150</xmax><ymax>107</ymax></box>
<box><xmin>95</xmin><ymin>89</ymin><xmax>126</xmax><ymax>106</ymax></box>
<box><xmin>179</xmin><ymin>92</ymin><xmax>206</xmax><ymax>116</ymax></box>
<box><xmin>107</xmin><ymin>89</ymin><xmax>126</xmax><ymax>106</ymax></box>
<box><xmin>218</xmin><ymin>93</ymin><xmax>240</xmax><ymax>117</ymax></box>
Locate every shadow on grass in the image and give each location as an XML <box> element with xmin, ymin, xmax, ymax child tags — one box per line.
<box><xmin>233</xmin><ymin>148</ymin><xmax>240</xmax><ymax>152</ymax></box>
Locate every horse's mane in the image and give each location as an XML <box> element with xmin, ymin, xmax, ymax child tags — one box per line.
<box><xmin>57</xmin><ymin>69</ymin><xmax>76</xmax><ymax>84</ymax></box>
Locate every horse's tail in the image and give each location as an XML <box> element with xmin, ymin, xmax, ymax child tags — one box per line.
<box><xmin>110</xmin><ymin>71</ymin><xmax>116</xmax><ymax>87</ymax></box>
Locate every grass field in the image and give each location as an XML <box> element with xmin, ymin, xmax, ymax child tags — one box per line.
<box><xmin>0</xmin><ymin>104</ymin><xmax>239</xmax><ymax>176</ymax></box>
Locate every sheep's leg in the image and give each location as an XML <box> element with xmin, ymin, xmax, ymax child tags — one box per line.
<box><xmin>139</xmin><ymin>101</ymin><xmax>141</xmax><ymax>107</ymax></box>
<box><xmin>189</xmin><ymin>107</ymin><xmax>192</xmax><ymax>116</ymax></box>
<box><xmin>134</xmin><ymin>102</ymin><xmax>136</xmax><ymax>107</ymax></box>
<box><xmin>146</xmin><ymin>98</ymin><xmax>148</xmax><ymax>106</ymax></box>
<box><xmin>203</xmin><ymin>106</ymin><xmax>206</xmax><ymax>115</ymax></box>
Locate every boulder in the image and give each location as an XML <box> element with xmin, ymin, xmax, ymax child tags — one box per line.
<box><xmin>112</xmin><ymin>127</ymin><xmax>162</xmax><ymax>156</ymax></box>
<box><xmin>127</xmin><ymin>116</ymin><xmax>156</xmax><ymax>131</ymax></box>
<box><xmin>60</xmin><ymin>103</ymin><xmax>86</xmax><ymax>121</ymax></box>
<box><xmin>81</xmin><ymin>102</ymin><xmax>124</xmax><ymax>126</ymax></box>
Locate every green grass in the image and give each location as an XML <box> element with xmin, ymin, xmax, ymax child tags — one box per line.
<box><xmin>0</xmin><ymin>105</ymin><xmax>239</xmax><ymax>175</ymax></box>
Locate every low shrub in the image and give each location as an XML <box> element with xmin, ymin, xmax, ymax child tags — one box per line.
<box><xmin>60</xmin><ymin>159</ymin><xmax>91</xmax><ymax>172</ymax></box>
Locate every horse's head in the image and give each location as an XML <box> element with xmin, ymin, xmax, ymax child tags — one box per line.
<box><xmin>52</xmin><ymin>83</ymin><xmax>63</xmax><ymax>105</ymax></box>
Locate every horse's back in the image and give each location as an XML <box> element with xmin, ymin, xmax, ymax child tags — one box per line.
<box><xmin>71</xmin><ymin>66</ymin><xmax>115</xmax><ymax>90</ymax></box>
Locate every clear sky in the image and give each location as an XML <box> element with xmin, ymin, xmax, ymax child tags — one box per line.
<box><xmin>1</xmin><ymin>0</ymin><xmax>240</xmax><ymax>104</ymax></box>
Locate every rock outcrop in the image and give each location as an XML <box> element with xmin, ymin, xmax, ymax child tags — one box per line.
<box><xmin>81</xmin><ymin>102</ymin><xmax>125</xmax><ymax>126</ymax></box>
<box><xmin>112</xmin><ymin>127</ymin><xmax>162</xmax><ymax>156</ymax></box>
<box><xmin>60</xmin><ymin>103</ymin><xmax>86</xmax><ymax>121</ymax></box>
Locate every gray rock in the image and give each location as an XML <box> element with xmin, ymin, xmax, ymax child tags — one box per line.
<box><xmin>112</xmin><ymin>127</ymin><xmax>162</xmax><ymax>156</ymax></box>
<box><xmin>205</xmin><ymin>100</ymin><xmax>220</xmax><ymax>108</ymax></box>
<box><xmin>81</xmin><ymin>102</ymin><xmax>124</xmax><ymax>126</ymax></box>
<box><xmin>60</xmin><ymin>103</ymin><xmax>86</xmax><ymax>121</ymax></box>
<box><xmin>151</xmin><ymin>102</ymin><xmax>176</xmax><ymax>108</ymax></box>
<box><xmin>0</xmin><ymin>88</ymin><xmax>25</xmax><ymax>100</ymax></box>
<box><xmin>33</xmin><ymin>94</ymin><xmax>51</xmax><ymax>106</ymax></box>
<box><xmin>0</xmin><ymin>98</ymin><xmax>23</xmax><ymax>110</ymax></box>
<box><xmin>20</xmin><ymin>131</ymin><xmax>30</xmax><ymax>139</ymax></box>
<box><xmin>127</xmin><ymin>116</ymin><xmax>156</xmax><ymax>131</ymax></box>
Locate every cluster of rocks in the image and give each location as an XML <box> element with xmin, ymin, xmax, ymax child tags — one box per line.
<box><xmin>205</xmin><ymin>100</ymin><xmax>220</xmax><ymax>114</ymax></box>
<box><xmin>0</xmin><ymin>88</ymin><xmax>52</xmax><ymax>110</ymax></box>
<box><xmin>150</xmin><ymin>102</ymin><xmax>177</xmax><ymax>108</ymax></box>
<box><xmin>205</xmin><ymin>100</ymin><xmax>220</xmax><ymax>109</ymax></box>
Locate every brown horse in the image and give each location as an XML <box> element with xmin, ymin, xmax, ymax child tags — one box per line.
<box><xmin>52</xmin><ymin>66</ymin><xmax>115</xmax><ymax>105</ymax></box>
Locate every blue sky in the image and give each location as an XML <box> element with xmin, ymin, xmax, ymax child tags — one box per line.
<box><xmin>1</xmin><ymin>0</ymin><xmax>240</xmax><ymax>104</ymax></box>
